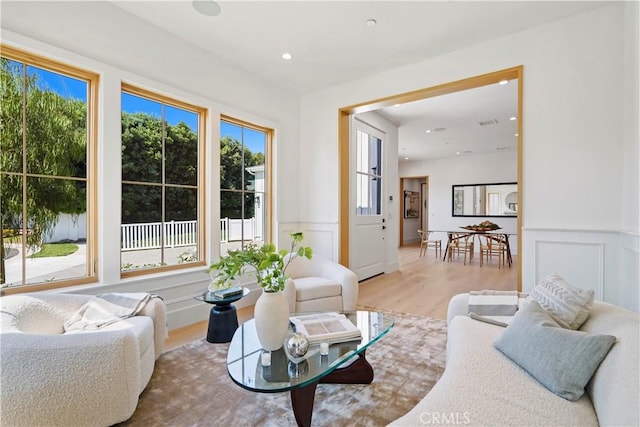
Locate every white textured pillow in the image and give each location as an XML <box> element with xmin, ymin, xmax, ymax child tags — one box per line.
<box><xmin>528</xmin><ymin>273</ymin><xmax>594</xmax><ymax>330</ymax></box>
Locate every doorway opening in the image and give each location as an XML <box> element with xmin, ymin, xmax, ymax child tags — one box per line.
<box><xmin>338</xmin><ymin>66</ymin><xmax>523</xmax><ymax>290</ymax></box>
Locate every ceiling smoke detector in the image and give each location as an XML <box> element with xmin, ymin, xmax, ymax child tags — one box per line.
<box><xmin>478</xmin><ymin>119</ymin><xmax>498</xmax><ymax>126</ymax></box>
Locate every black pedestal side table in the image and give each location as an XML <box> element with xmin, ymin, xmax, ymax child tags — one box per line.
<box><xmin>194</xmin><ymin>288</ymin><xmax>250</xmax><ymax>343</ymax></box>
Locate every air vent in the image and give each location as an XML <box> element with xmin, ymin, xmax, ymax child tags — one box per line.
<box><xmin>496</xmin><ymin>146</ymin><xmax>511</xmax><ymax>151</ymax></box>
<box><xmin>478</xmin><ymin>119</ymin><xmax>498</xmax><ymax>126</ymax></box>
<box><xmin>432</xmin><ymin>127</ymin><xmax>447</xmax><ymax>132</ymax></box>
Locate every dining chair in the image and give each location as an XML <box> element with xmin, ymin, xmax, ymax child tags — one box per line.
<box><xmin>479</xmin><ymin>234</ymin><xmax>508</xmax><ymax>268</ymax></box>
<box><xmin>447</xmin><ymin>232</ymin><xmax>474</xmax><ymax>265</ymax></box>
<box><xmin>418</xmin><ymin>230</ymin><xmax>441</xmax><ymax>258</ymax></box>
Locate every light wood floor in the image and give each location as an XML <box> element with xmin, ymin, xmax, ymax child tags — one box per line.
<box><xmin>164</xmin><ymin>243</ymin><xmax>516</xmax><ymax>351</ymax></box>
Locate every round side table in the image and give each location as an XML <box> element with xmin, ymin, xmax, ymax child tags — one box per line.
<box><xmin>194</xmin><ymin>288</ymin><xmax>250</xmax><ymax>343</ymax></box>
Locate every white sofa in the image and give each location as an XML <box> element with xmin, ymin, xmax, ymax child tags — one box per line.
<box><xmin>391</xmin><ymin>293</ymin><xmax>639</xmax><ymax>427</ymax></box>
<box><xmin>0</xmin><ymin>292</ymin><xmax>167</xmax><ymax>427</ymax></box>
<box><xmin>283</xmin><ymin>254</ymin><xmax>358</xmax><ymax>313</ymax></box>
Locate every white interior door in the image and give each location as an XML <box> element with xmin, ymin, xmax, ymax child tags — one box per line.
<box><xmin>350</xmin><ymin>118</ymin><xmax>386</xmax><ymax>281</ymax></box>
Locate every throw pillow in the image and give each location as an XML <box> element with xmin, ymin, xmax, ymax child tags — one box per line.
<box><xmin>494</xmin><ymin>301</ymin><xmax>616</xmax><ymax>401</ymax></box>
<box><xmin>528</xmin><ymin>273</ymin><xmax>594</xmax><ymax>329</ymax></box>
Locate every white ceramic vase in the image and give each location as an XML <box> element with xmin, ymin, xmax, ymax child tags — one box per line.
<box><xmin>254</xmin><ymin>289</ymin><xmax>290</xmax><ymax>350</ymax></box>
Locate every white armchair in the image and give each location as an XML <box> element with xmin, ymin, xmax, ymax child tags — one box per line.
<box><xmin>0</xmin><ymin>292</ymin><xmax>167</xmax><ymax>427</ymax></box>
<box><xmin>283</xmin><ymin>254</ymin><xmax>359</xmax><ymax>313</ymax></box>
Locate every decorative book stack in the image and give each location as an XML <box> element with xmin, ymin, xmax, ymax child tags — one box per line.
<box><xmin>289</xmin><ymin>312</ymin><xmax>362</xmax><ymax>345</ymax></box>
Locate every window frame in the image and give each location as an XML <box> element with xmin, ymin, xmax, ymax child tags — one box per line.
<box><xmin>220</xmin><ymin>115</ymin><xmax>273</xmax><ymax>247</ymax></box>
<box><xmin>0</xmin><ymin>45</ymin><xmax>99</xmax><ymax>294</ymax></box>
<box><xmin>120</xmin><ymin>83</ymin><xmax>207</xmax><ymax>278</ymax></box>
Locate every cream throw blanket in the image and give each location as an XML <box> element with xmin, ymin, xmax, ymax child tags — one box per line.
<box><xmin>64</xmin><ymin>293</ymin><xmax>156</xmax><ymax>332</ymax></box>
<box><xmin>468</xmin><ymin>290</ymin><xmax>528</xmax><ymax>327</ymax></box>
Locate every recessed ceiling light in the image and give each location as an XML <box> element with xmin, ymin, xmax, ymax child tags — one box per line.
<box><xmin>509</xmin><ymin>116</ymin><xmax>517</xmax><ymax>121</ymax></box>
<box><xmin>366</xmin><ymin>19</ymin><xmax>377</xmax><ymax>27</ymax></box>
<box><xmin>425</xmin><ymin>129</ymin><xmax>432</xmax><ymax>133</ymax></box>
<box><xmin>456</xmin><ymin>151</ymin><xmax>461</xmax><ymax>155</ymax></box>
<box><xmin>192</xmin><ymin>0</ymin><xmax>221</xmax><ymax>16</ymax></box>
<box><xmin>404</xmin><ymin>156</ymin><xmax>409</xmax><ymax>160</ymax></box>
<box><xmin>282</xmin><ymin>52</ymin><xmax>293</xmax><ymax>60</ymax></box>
<box><xmin>514</xmin><ymin>133</ymin><xmax>519</xmax><ymax>137</ymax></box>
<box><xmin>499</xmin><ymin>80</ymin><xmax>509</xmax><ymax>85</ymax></box>
<box><xmin>392</xmin><ymin>103</ymin><xmax>400</xmax><ymax>107</ymax></box>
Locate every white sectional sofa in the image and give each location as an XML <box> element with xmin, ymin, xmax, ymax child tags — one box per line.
<box><xmin>391</xmin><ymin>293</ymin><xmax>639</xmax><ymax>427</ymax></box>
<box><xmin>0</xmin><ymin>293</ymin><xmax>167</xmax><ymax>427</ymax></box>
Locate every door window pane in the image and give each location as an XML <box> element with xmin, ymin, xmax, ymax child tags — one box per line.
<box><xmin>356</xmin><ymin>130</ymin><xmax>382</xmax><ymax>216</ymax></box>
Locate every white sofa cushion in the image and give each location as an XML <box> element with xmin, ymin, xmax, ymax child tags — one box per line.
<box><xmin>390</xmin><ymin>316</ymin><xmax>598</xmax><ymax>426</ymax></box>
<box><xmin>582</xmin><ymin>301</ymin><xmax>640</xmax><ymax>427</ymax></box>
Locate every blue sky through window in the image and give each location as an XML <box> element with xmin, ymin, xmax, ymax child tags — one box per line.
<box><xmin>121</xmin><ymin>92</ymin><xmax>198</xmax><ymax>132</ymax></box>
<box><xmin>221</xmin><ymin>121</ymin><xmax>265</xmax><ymax>155</ymax></box>
<box><xmin>27</xmin><ymin>65</ymin><xmax>87</xmax><ymax>102</ymax></box>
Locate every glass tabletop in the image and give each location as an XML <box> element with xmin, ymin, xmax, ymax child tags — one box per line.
<box><xmin>227</xmin><ymin>311</ymin><xmax>394</xmax><ymax>392</ymax></box>
<box><xmin>193</xmin><ymin>287</ymin><xmax>250</xmax><ymax>304</ymax></box>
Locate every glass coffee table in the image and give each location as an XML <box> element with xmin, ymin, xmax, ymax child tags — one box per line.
<box><xmin>227</xmin><ymin>311</ymin><xmax>394</xmax><ymax>427</ymax></box>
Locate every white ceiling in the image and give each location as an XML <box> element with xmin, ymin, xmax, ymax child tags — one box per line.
<box><xmin>1</xmin><ymin>1</ymin><xmax>610</xmax><ymax>161</ymax></box>
<box><xmin>110</xmin><ymin>0</ymin><xmax>607</xmax><ymax>95</ymax></box>
<box><xmin>374</xmin><ymin>80</ymin><xmax>519</xmax><ymax>162</ymax></box>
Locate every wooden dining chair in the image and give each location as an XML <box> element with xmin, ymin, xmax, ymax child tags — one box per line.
<box><xmin>418</xmin><ymin>230</ymin><xmax>441</xmax><ymax>258</ymax></box>
<box><xmin>479</xmin><ymin>234</ymin><xmax>507</xmax><ymax>268</ymax></box>
<box><xmin>447</xmin><ymin>232</ymin><xmax>474</xmax><ymax>265</ymax></box>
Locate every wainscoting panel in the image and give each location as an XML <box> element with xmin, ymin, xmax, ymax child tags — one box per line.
<box><xmin>279</xmin><ymin>222</ymin><xmax>339</xmax><ymax>261</ymax></box>
<box><xmin>619</xmin><ymin>231</ymin><xmax>640</xmax><ymax>312</ymax></box>
<box><xmin>522</xmin><ymin>228</ymin><xmax>639</xmax><ymax>312</ymax></box>
<box><xmin>534</xmin><ymin>240</ymin><xmax>604</xmax><ymax>300</ymax></box>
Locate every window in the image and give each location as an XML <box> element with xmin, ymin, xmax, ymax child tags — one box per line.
<box><xmin>220</xmin><ymin>116</ymin><xmax>271</xmax><ymax>254</ymax></box>
<box><xmin>356</xmin><ymin>128</ymin><xmax>382</xmax><ymax>216</ymax></box>
<box><xmin>120</xmin><ymin>84</ymin><xmax>205</xmax><ymax>275</ymax></box>
<box><xmin>0</xmin><ymin>46</ymin><xmax>98</xmax><ymax>292</ymax></box>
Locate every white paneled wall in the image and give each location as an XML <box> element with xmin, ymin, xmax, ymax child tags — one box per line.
<box><xmin>522</xmin><ymin>229</ymin><xmax>639</xmax><ymax>312</ymax></box>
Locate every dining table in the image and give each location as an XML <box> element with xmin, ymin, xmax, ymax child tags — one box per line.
<box><xmin>432</xmin><ymin>229</ymin><xmax>516</xmax><ymax>266</ymax></box>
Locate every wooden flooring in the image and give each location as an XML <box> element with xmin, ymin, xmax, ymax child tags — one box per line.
<box><xmin>164</xmin><ymin>243</ymin><xmax>516</xmax><ymax>351</ymax></box>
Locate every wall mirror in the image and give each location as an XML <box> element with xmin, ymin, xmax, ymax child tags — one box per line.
<box><xmin>452</xmin><ymin>182</ymin><xmax>517</xmax><ymax>217</ymax></box>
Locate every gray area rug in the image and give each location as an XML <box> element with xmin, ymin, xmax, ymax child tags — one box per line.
<box><xmin>119</xmin><ymin>311</ymin><xmax>447</xmax><ymax>427</ymax></box>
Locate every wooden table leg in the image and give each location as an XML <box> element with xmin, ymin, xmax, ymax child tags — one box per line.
<box><xmin>290</xmin><ymin>381</ymin><xmax>318</xmax><ymax>427</ymax></box>
<box><xmin>320</xmin><ymin>351</ymin><xmax>374</xmax><ymax>384</ymax></box>
<box><xmin>288</xmin><ymin>351</ymin><xmax>375</xmax><ymax>426</ymax></box>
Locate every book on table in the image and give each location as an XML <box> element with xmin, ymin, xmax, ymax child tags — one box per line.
<box><xmin>213</xmin><ymin>287</ymin><xmax>243</xmax><ymax>299</ymax></box>
<box><xmin>289</xmin><ymin>312</ymin><xmax>362</xmax><ymax>344</ymax></box>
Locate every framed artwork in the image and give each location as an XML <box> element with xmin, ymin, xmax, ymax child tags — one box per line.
<box><xmin>404</xmin><ymin>191</ymin><xmax>420</xmax><ymax>219</ymax></box>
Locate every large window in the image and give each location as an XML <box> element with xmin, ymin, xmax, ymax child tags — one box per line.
<box><xmin>0</xmin><ymin>46</ymin><xmax>98</xmax><ymax>292</ymax></box>
<box><xmin>120</xmin><ymin>84</ymin><xmax>205</xmax><ymax>275</ymax></box>
<box><xmin>220</xmin><ymin>116</ymin><xmax>271</xmax><ymax>254</ymax></box>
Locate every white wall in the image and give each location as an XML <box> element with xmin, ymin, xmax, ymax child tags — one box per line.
<box><xmin>299</xmin><ymin>3</ymin><xmax>639</xmax><ymax>310</ymax></box>
<box><xmin>400</xmin><ymin>151</ymin><xmax>518</xmax><ymax>254</ymax></box>
<box><xmin>1</xmin><ymin>2</ymin><xmax>302</xmax><ymax>328</ymax></box>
